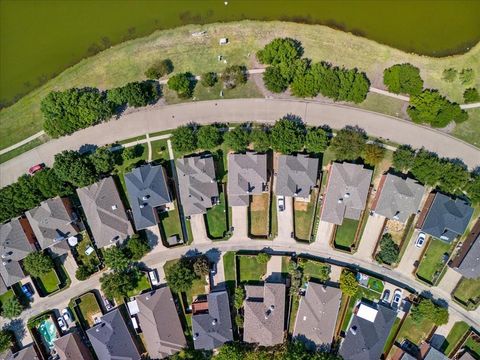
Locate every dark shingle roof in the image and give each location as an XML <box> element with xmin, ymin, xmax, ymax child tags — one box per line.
<box><xmin>339</xmin><ymin>302</ymin><xmax>397</xmax><ymax>360</ymax></box>
<box><xmin>424</xmin><ymin>346</ymin><xmax>449</xmax><ymax>360</ymax></box>
<box><xmin>54</xmin><ymin>332</ymin><xmax>93</xmax><ymax>360</ymax></box>
<box><xmin>124</xmin><ymin>164</ymin><xmax>171</xmax><ymax>230</ymax></box>
<box><xmin>421</xmin><ymin>193</ymin><xmax>473</xmax><ymax>243</ymax></box>
<box><xmin>86</xmin><ymin>308</ymin><xmax>140</xmax><ymax>360</ymax></box>
<box><xmin>276</xmin><ymin>154</ymin><xmax>319</xmax><ymax>198</ymax></box>
<box><xmin>6</xmin><ymin>344</ymin><xmax>41</xmax><ymax>360</ymax></box>
<box><xmin>192</xmin><ymin>291</ymin><xmax>233</xmax><ymax>350</ymax></box>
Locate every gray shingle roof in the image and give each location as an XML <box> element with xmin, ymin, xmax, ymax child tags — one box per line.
<box><xmin>339</xmin><ymin>302</ymin><xmax>397</xmax><ymax>360</ymax></box>
<box><xmin>454</xmin><ymin>233</ymin><xmax>480</xmax><ymax>279</ymax></box>
<box><xmin>0</xmin><ymin>218</ymin><xmax>35</xmax><ymax>286</ymax></box>
<box><xmin>374</xmin><ymin>174</ymin><xmax>425</xmax><ymax>223</ymax></box>
<box><xmin>25</xmin><ymin>197</ymin><xmax>79</xmax><ymax>250</ymax></box>
<box><xmin>276</xmin><ymin>155</ymin><xmax>319</xmax><ymax>198</ymax></box>
<box><xmin>243</xmin><ymin>282</ymin><xmax>286</xmax><ymax>346</ymax></box>
<box><xmin>6</xmin><ymin>344</ymin><xmax>41</xmax><ymax>360</ymax></box>
<box><xmin>124</xmin><ymin>164</ymin><xmax>171</xmax><ymax>230</ymax></box>
<box><xmin>86</xmin><ymin>308</ymin><xmax>140</xmax><ymax>360</ymax></box>
<box><xmin>77</xmin><ymin>177</ymin><xmax>134</xmax><ymax>248</ymax></box>
<box><xmin>459</xmin><ymin>351</ymin><xmax>476</xmax><ymax>360</ymax></box>
<box><xmin>54</xmin><ymin>332</ymin><xmax>93</xmax><ymax>360</ymax></box>
<box><xmin>321</xmin><ymin>163</ymin><xmax>372</xmax><ymax>225</ymax></box>
<box><xmin>136</xmin><ymin>287</ymin><xmax>187</xmax><ymax>358</ymax></box>
<box><xmin>421</xmin><ymin>193</ymin><xmax>474</xmax><ymax>243</ymax></box>
<box><xmin>424</xmin><ymin>347</ymin><xmax>449</xmax><ymax>360</ymax></box>
<box><xmin>192</xmin><ymin>291</ymin><xmax>233</xmax><ymax>350</ymax></box>
<box><xmin>176</xmin><ymin>155</ymin><xmax>219</xmax><ymax>216</ymax></box>
<box><xmin>293</xmin><ymin>283</ymin><xmax>341</xmax><ymax>351</ymax></box>
<box><xmin>227</xmin><ymin>153</ymin><xmax>267</xmax><ymax>206</ymax></box>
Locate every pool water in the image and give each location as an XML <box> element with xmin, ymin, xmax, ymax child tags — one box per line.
<box><xmin>37</xmin><ymin>319</ymin><xmax>58</xmax><ymax>349</ymax></box>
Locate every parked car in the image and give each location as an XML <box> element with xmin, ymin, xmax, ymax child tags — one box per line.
<box><xmin>61</xmin><ymin>308</ymin><xmax>72</xmax><ymax>323</ymax></box>
<box><xmin>210</xmin><ymin>263</ymin><xmax>217</xmax><ymax>276</ymax></box>
<box><xmin>392</xmin><ymin>289</ymin><xmax>402</xmax><ymax>308</ymax></box>
<box><xmin>148</xmin><ymin>270</ymin><xmax>159</xmax><ymax>286</ymax></box>
<box><xmin>382</xmin><ymin>289</ymin><xmax>391</xmax><ymax>303</ymax></box>
<box><xmin>103</xmin><ymin>296</ymin><xmax>113</xmax><ymax>311</ymax></box>
<box><xmin>278</xmin><ymin>196</ymin><xmax>285</xmax><ymax>212</ymax></box>
<box><xmin>84</xmin><ymin>246</ymin><xmax>95</xmax><ymax>256</ymax></box>
<box><xmin>415</xmin><ymin>232</ymin><xmax>426</xmax><ymax>248</ymax></box>
<box><xmin>57</xmin><ymin>317</ymin><xmax>68</xmax><ymax>331</ymax></box>
<box><xmin>28</xmin><ymin>163</ymin><xmax>44</xmax><ymax>175</ymax></box>
<box><xmin>21</xmin><ymin>283</ymin><xmax>34</xmax><ymax>300</ymax></box>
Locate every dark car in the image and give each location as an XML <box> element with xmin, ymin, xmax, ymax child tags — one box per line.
<box><xmin>21</xmin><ymin>283</ymin><xmax>34</xmax><ymax>300</ymax></box>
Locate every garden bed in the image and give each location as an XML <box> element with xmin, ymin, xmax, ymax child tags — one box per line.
<box><xmin>74</xmin><ymin>231</ymin><xmax>100</xmax><ymax>269</ymax></box>
<box><xmin>294</xmin><ymin>189</ymin><xmax>319</xmax><ymax>242</ymax></box>
<box><xmin>248</xmin><ymin>193</ymin><xmax>270</xmax><ymax>238</ymax></box>
<box><xmin>416</xmin><ymin>238</ymin><xmax>453</xmax><ymax>284</ymax></box>
<box><xmin>205</xmin><ymin>191</ymin><xmax>230</xmax><ymax>239</ymax></box>
<box><xmin>334</xmin><ymin>218</ymin><xmax>360</xmax><ymax>250</ymax></box>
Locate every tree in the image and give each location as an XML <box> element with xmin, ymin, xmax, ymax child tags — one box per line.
<box><xmin>107</xmin><ymin>81</ymin><xmax>159</xmax><ymax>108</ymax></box>
<box><xmin>339</xmin><ymin>270</ymin><xmax>358</xmax><ymax>297</ymax></box>
<box><xmin>263</xmin><ymin>66</ymin><xmax>289</xmax><ymax>93</ymax></box>
<box><xmin>393</xmin><ymin>145</ymin><xmax>416</xmax><ymax>172</ymax></box>
<box><xmin>363</xmin><ymin>142</ymin><xmax>385</xmax><ymax>166</ymax></box>
<box><xmin>193</xmin><ymin>256</ymin><xmax>210</xmax><ymax>277</ymax></box>
<box><xmin>1</xmin><ymin>296</ymin><xmax>23</xmax><ymax>318</ymax></box>
<box><xmin>330</xmin><ymin>126</ymin><xmax>367</xmax><ymax>161</ymax></box>
<box><xmin>100</xmin><ymin>268</ymin><xmax>140</xmax><ymax>299</ymax></box>
<box><xmin>221</xmin><ymin>65</ymin><xmax>247</xmax><ymax>89</ymax></box>
<box><xmin>278</xmin><ymin>58</ymin><xmax>309</xmax><ymax>83</ymax></box>
<box><xmin>465</xmin><ymin>175</ymin><xmax>480</xmax><ymax>204</ymax></box>
<box><xmin>270</xmin><ymin>118</ymin><xmax>305</xmax><ymax>154</ymax></box>
<box><xmin>411</xmin><ymin>298</ymin><xmax>449</xmax><ymax>326</ymax></box>
<box><xmin>89</xmin><ymin>147</ymin><xmax>116</xmax><ymax>174</ymax></box>
<box><xmin>407</xmin><ymin>90</ymin><xmax>468</xmax><ymax>128</ymax></box>
<box><xmin>223</xmin><ymin>127</ymin><xmax>250</xmax><ymax>152</ymax></box>
<box><xmin>168</xmin><ymin>72</ymin><xmax>196</xmax><ymax>98</ymax></box>
<box><xmin>437</xmin><ymin>160</ymin><xmax>470</xmax><ymax>194</ymax></box>
<box><xmin>75</xmin><ymin>264</ymin><xmax>95</xmax><ymax>281</ymax></box>
<box><xmin>197</xmin><ymin>125</ymin><xmax>222</xmax><ymax>150</ymax></box>
<box><xmin>165</xmin><ymin>259</ymin><xmax>196</xmax><ymax>293</ymax></box>
<box><xmin>121</xmin><ymin>145</ymin><xmax>143</xmax><ymax>161</ymax></box>
<box><xmin>442</xmin><ymin>68</ymin><xmax>457</xmax><ymax>82</ymax></box>
<box><xmin>463</xmin><ymin>88</ymin><xmax>480</xmax><ymax>103</ymax></box>
<box><xmin>0</xmin><ymin>330</ymin><xmax>12</xmax><ymax>353</ymax></box>
<box><xmin>215</xmin><ymin>342</ymin><xmax>246</xmax><ymax>360</ymax></box>
<box><xmin>410</xmin><ymin>149</ymin><xmax>443</xmax><ymax>186</ymax></box>
<box><xmin>33</xmin><ymin>168</ymin><xmax>72</xmax><ymax>198</ymax></box>
<box><xmin>125</xmin><ymin>235</ymin><xmax>150</xmax><ymax>260</ymax></box>
<box><xmin>41</xmin><ymin>88</ymin><xmax>112</xmax><ymax>137</ymax></box>
<box><xmin>234</xmin><ymin>287</ymin><xmax>246</xmax><ymax>310</ymax></box>
<box><xmin>171</xmin><ymin>125</ymin><xmax>198</xmax><ymax>153</ymax></box>
<box><xmin>383</xmin><ymin>63</ymin><xmax>423</xmax><ymax>96</ymax></box>
<box><xmin>376</xmin><ymin>233</ymin><xmax>399</xmax><ymax>264</ymax></box>
<box><xmin>250</xmin><ymin>127</ymin><xmax>271</xmax><ymax>152</ymax></box>
<box><xmin>201</xmin><ymin>72</ymin><xmax>218</xmax><ymax>87</ymax></box>
<box><xmin>257</xmin><ymin>253</ymin><xmax>271</xmax><ymax>264</ymax></box>
<box><xmin>53</xmin><ymin>150</ymin><xmax>97</xmax><ymax>187</ymax></box>
<box><xmin>459</xmin><ymin>68</ymin><xmax>474</xmax><ymax>84</ymax></box>
<box><xmin>104</xmin><ymin>247</ymin><xmax>131</xmax><ymax>271</ymax></box>
<box><xmin>336</xmin><ymin>68</ymin><xmax>370</xmax><ymax>103</ymax></box>
<box><xmin>256</xmin><ymin>38</ymin><xmax>303</xmax><ymax>65</ymax></box>
<box><xmin>235</xmin><ymin>314</ymin><xmax>244</xmax><ymax>328</ymax></box>
<box><xmin>23</xmin><ymin>252</ymin><xmax>54</xmax><ymax>277</ymax></box>
<box><xmin>145</xmin><ymin>59</ymin><xmax>174</xmax><ymax>79</ymax></box>
<box><xmin>305</xmin><ymin>127</ymin><xmax>329</xmax><ymax>153</ymax></box>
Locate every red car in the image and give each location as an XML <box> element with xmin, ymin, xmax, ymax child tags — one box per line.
<box><xmin>28</xmin><ymin>164</ymin><xmax>44</xmax><ymax>175</ymax></box>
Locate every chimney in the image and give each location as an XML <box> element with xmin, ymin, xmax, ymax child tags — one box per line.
<box><xmin>344</xmin><ymin>192</ymin><xmax>351</xmax><ymax>198</ymax></box>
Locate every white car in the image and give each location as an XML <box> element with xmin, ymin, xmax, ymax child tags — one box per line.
<box><xmin>278</xmin><ymin>196</ymin><xmax>285</xmax><ymax>212</ymax></box>
<box><xmin>415</xmin><ymin>232</ymin><xmax>426</xmax><ymax>248</ymax></box>
<box><xmin>392</xmin><ymin>289</ymin><xmax>402</xmax><ymax>308</ymax></box>
<box><xmin>61</xmin><ymin>308</ymin><xmax>72</xmax><ymax>323</ymax></box>
<box><xmin>84</xmin><ymin>246</ymin><xmax>95</xmax><ymax>256</ymax></box>
<box><xmin>57</xmin><ymin>317</ymin><xmax>68</xmax><ymax>332</ymax></box>
<box><xmin>148</xmin><ymin>270</ymin><xmax>159</xmax><ymax>286</ymax></box>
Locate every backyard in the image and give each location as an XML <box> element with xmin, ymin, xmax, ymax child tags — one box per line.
<box><xmin>205</xmin><ymin>191</ymin><xmax>229</xmax><ymax>239</ymax></box>
<box><xmin>75</xmin><ymin>231</ymin><xmax>100</xmax><ymax>270</ymax></box>
<box><xmin>294</xmin><ymin>190</ymin><xmax>318</xmax><ymax>241</ymax></box>
<box><xmin>76</xmin><ymin>292</ymin><xmax>103</xmax><ymax>328</ymax></box>
<box><xmin>249</xmin><ymin>193</ymin><xmax>270</xmax><ymax>238</ymax></box>
<box><xmin>334</xmin><ymin>218</ymin><xmax>360</xmax><ymax>250</ymax></box>
<box><xmin>35</xmin><ymin>268</ymin><xmax>60</xmax><ymax>295</ymax></box>
<box><xmin>237</xmin><ymin>255</ymin><xmax>267</xmax><ymax>284</ymax></box>
<box><xmin>416</xmin><ymin>238</ymin><xmax>453</xmax><ymax>284</ymax></box>
<box><xmin>453</xmin><ymin>277</ymin><xmax>480</xmax><ymax>310</ymax></box>
<box><xmin>159</xmin><ymin>203</ymin><xmax>183</xmax><ymax>243</ymax></box>
<box><xmin>395</xmin><ymin>314</ymin><xmax>435</xmax><ymax>345</ymax></box>
<box><xmin>464</xmin><ymin>334</ymin><xmax>480</xmax><ymax>357</ymax></box>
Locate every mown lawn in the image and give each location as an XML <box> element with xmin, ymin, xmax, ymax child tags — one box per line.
<box><xmin>36</xmin><ymin>269</ymin><xmax>60</xmax><ymax>295</ymax></box>
<box><xmin>453</xmin><ymin>277</ymin><xmax>480</xmax><ymax>309</ymax></box>
<box><xmin>301</xmin><ymin>259</ymin><xmax>330</xmax><ymax>282</ymax></box>
<box><xmin>150</xmin><ymin>139</ymin><xmax>170</xmax><ymax>162</ymax></box>
<box><xmin>78</xmin><ymin>292</ymin><xmax>102</xmax><ymax>327</ymax></box>
<box><xmin>334</xmin><ymin>218</ymin><xmax>359</xmax><ymax>249</ymax></box>
<box><xmin>185</xmin><ymin>278</ymin><xmax>208</xmax><ymax>305</ymax></box>
<box><xmin>249</xmin><ymin>193</ymin><xmax>270</xmax><ymax>237</ymax></box>
<box><xmin>441</xmin><ymin>321</ymin><xmax>470</xmax><ymax>356</ymax></box>
<box><xmin>76</xmin><ymin>231</ymin><xmax>100</xmax><ymax>269</ymax></box>
<box><xmin>294</xmin><ymin>195</ymin><xmax>317</xmax><ymax>241</ymax></box>
<box><xmin>367</xmin><ymin>277</ymin><xmax>384</xmax><ymax>294</ymax></box>
<box><xmin>416</xmin><ymin>238</ymin><xmax>452</xmax><ymax>284</ymax></box>
<box><xmin>396</xmin><ymin>314</ymin><xmax>435</xmax><ymax>345</ymax></box>
<box><xmin>205</xmin><ymin>191</ymin><xmax>229</xmax><ymax>239</ymax></box>
<box><xmin>223</xmin><ymin>252</ymin><xmax>236</xmax><ymax>285</ymax></box>
<box><xmin>126</xmin><ymin>273</ymin><xmax>151</xmax><ymax>297</ymax></box>
<box><xmin>159</xmin><ymin>205</ymin><xmax>183</xmax><ymax>241</ymax></box>
<box><xmin>238</xmin><ymin>255</ymin><xmax>267</xmax><ymax>284</ymax></box>
<box><xmin>465</xmin><ymin>334</ymin><xmax>480</xmax><ymax>357</ymax></box>
<box><xmin>0</xmin><ymin>289</ymin><xmax>15</xmax><ymax>312</ymax></box>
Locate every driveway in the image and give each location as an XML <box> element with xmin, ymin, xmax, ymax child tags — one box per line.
<box><xmin>189</xmin><ymin>214</ymin><xmax>211</xmax><ymax>245</ymax></box>
<box><xmin>313</xmin><ymin>220</ymin><xmax>335</xmax><ymax>250</ymax></box>
<box><xmin>396</xmin><ymin>229</ymin><xmax>424</xmax><ymax>279</ymax></box>
<box><xmin>265</xmin><ymin>255</ymin><xmax>283</xmax><ymax>283</ymax></box>
<box><xmin>2</xmin><ymin>99</ymin><xmax>480</xmax><ymax>187</ymax></box>
<box><xmin>144</xmin><ymin>225</ymin><xmax>168</xmax><ymax>252</ymax></box>
<box><xmin>437</xmin><ymin>268</ymin><xmax>463</xmax><ymax>295</ymax></box>
<box><xmin>63</xmin><ymin>253</ymin><xmax>80</xmax><ymax>287</ymax></box>
<box><xmin>231</xmin><ymin>206</ymin><xmax>248</xmax><ymax>240</ymax></box>
<box><xmin>277</xmin><ymin>196</ymin><xmax>294</xmax><ymax>243</ymax></box>
<box><xmin>354</xmin><ymin>214</ymin><xmax>386</xmax><ymax>261</ymax></box>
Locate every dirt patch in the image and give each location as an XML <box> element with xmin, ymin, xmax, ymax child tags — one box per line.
<box><xmin>250</xmin><ymin>193</ymin><xmax>269</xmax><ymax>211</ymax></box>
<box><xmin>294</xmin><ymin>198</ymin><xmax>309</xmax><ymax>211</ymax></box>
<box><xmin>385</xmin><ymin>219</ymin><xmax>406</xmax><ymax>244</ymax></box>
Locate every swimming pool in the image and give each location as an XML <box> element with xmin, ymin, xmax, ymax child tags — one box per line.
<box><xmin>37</xmin><ymin>319</ymin><xmax>58</xmax><ymax>349</ymax></box>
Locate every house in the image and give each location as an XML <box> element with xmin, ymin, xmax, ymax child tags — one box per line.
<box><xmin>243</xmin><ymin>282</ymin><xmax>286</xmax><ymax>346</ymax></box>
<box><xmin>5</xmin><ymin>344</ymin><xmax>42</xmax><ymax>360</ymax></box>
<box><xmin>0</xmin><ymin>217</ymin><xmax>36</xmax><ymax>288</ymax></box>
<box><xmin>293</xmin><ymin>283</ymin><xmax>341</xmax><ymax>351</ymax></box>
<box><xmin>372</xmin><ymin>174</ymin><xmax>425</xmax><ymax>223</ymax></box>
<box><xmin>176</xmin><ymin>155</ymin><xmax>219</xmax><ymax>216</ymax></box>
<box><xmin>227</xmin><ymin>153</ymin><xmax>267</xmax><ymax>206</ymax></box>
<box><xmin>419</xmin><ymin>342</ymin><xmax>449</xmax><ymax>360</ymax></box>
<box><xmin>450</xmin><ymin>219</ymin><xmax>480</xmax><ymax>278</ymax></box>
<box><xmin>136</xmin><ymin>287</ymin><xmax>187</xmax><ymax>358</ymax></box>
<box><xmin>419</xmin><ymin>193</ymin><xmax>473</xmax><ymax>243</ymax></box>
<box><xmin>321</xmin><ymin>162</ymin><xmax>373</xmax><ymax>225</ymax></box>
<box><xmin>458</xmin><ymin>351</ymin><xmax>476</xmax><ymax>360</ymax></box>
<box><xmin>124</xmin><ymin>164</ymin><xmax>172</xmax><ymax>231</ymax></box>
<box><xmin>77</xmin><ymin>177</ymin><xmax>134</xmax><ymax>248</ymax></box>
<box><xmin>26</xmin><ymin>197</ymin><xmax>80</xmax><ymax>256</ymax></box>
<box><xmin>276</xmin><ymin>154</ymin><xmax>319</xmax><ymax>201</ymax></box>
<box><xmin>192</xmin><ymin>291</ymin><xmax>233</xmax><ymax>350</ymax></box>
<box><xmin>339</xmin><ymin>302</ymin><xmax>397</xmax><ymax>360</ymax></box>
<box><xmin>87</xmin><ymin>308</ymin><xmax>140</xmax><ymax>360</ymax></box>
<box><xmin>53</xmin><ymin>332</ymin><xmax>93</xmax><ymax>360</ymax></box>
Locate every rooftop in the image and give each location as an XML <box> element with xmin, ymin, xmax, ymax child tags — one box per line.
<box><xmin>276</xmin><ymin>154</ymin><xmax>319</xmax><ymax>198</ymax></box>
<box><xmin>450</xmin><ymin>219</ymin><xmax>480</xmax><ymax>278</ymax></box>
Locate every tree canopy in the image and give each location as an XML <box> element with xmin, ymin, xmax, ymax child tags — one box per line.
<box><xmin>53</xmin><ymin>150</ymin><xmax>97</xmax><ymax>187</ymax></box>
<box><xmin>263</xmin><ymin>66</ymin><xmax>290</xmax><ymax>93</ymax></box>
<box><xmin>23</xmin><ymin>252</ymin><xmax>54</xmax><ymax>277</ymax></box>
<box><xmin>104</xmin><ymin>246</ymin><xmax>131</xmax><ymax>271</ymax></box>
<box><xmin>339</xmin><ymin>270</ymin><xmax>358</xmax><ymax>297</ymax></box>
<box><xmin>33</xmin><ymin>168</ymin><xmax>72</xmax><ymax>199</ymax></box>
<box><xmin>0</xmin><ymin>330</ymin><xmax>12</xmax><ymax>353</ymax></box>
<box><xmin>171</xmin><ymin>126</ymin><xmax>198</xmax><ymax>153</ymax></box>
<box><xmin>363</xmin><ymin>142</ymin><xmax>385</xmax><ymax>166</ymax></box>
<box><xmin>392</xmin><ymin>145</ymin><xmax>416</xmax><ymax>172</ymax></box>
<box><xmin>89</xmin><ymin>147</ymin><xmax>116</xmax><ymax>175</ymax></box>
<box><xmin>125</xmin><ymin>235</ymin><xmax>150</xmax><ymax>261</ymax></box>
<box><xmin>165</xmin><ymin>259</ymin><xmax>197</xmax><ymax>293</ymax></box>
<box><xmin>270</xmin><ymin>118</ymin><xmax>305</xmax><ymax>154</ymax></box>
<box><xmin>305</xmin><ymin>127</ymin><xmax>329</xmax><ymax>154</ymax></box>
<box><xmin>224</xmin><ymin>127</ymin><xmax>250</xmax><ymax>152</ymax></box>
<box><xmin>107</xmin><ymin>81</ymin><xmax>159</xmax><ymax>108</ymax></box>
<box><xmin>383</xmin><ymin>63</ymin><xmax>423</xmax><ymax>96</ymax></box>
<box><xmin>250</xmin><ymin>127</ymin><xmax>271</xmax><ymax>153</ymax></box>
<box><xmin>376</xmin><ymin>233</ymin><xmax>399</xmax><ymax>265</ymax></box>
<box><xmin>100</xmin><ymin>268</ymin><xmax>141</xmax><ymax>300</ymax></box>
<box><xmin>197</xmin><ymin>125</ymin><xmax>223</xmax><ymax>150</ymax></box>
<box><xmin>411</xmin><ymin>298</ymin><xmax>449</xmax><ymax>326</ymax></box>
<box><xmin>201</xmin><ymin>72</ymin><xmax>218</xmax><ymax>87</ymax></box>
<box><xmin>330</xmin><ymin>126</ymin><xmax>367</xmax><ymax>161</ymax></box>
<box><xmin>256</xmin><ymin>38</ymin><xmax>303</xmax><ymax>65</ymax></box>
<box><xmin>463</xmin><ymin>88</ymin><xmax>479</xmax><ymax>103</ymax></box>
<box><xmin>168</xmin><ymin>72</ymin><xmax>196</xmax><ymax>98</ymax></box>
<box><xmin>145</xmin><ymin>59</ymin><xmax>174</xmax><ymax>79</ymax></box>
<box><xmin>1</xmin><ymin>296</ymin><xmax>23</xmax><ymax>319</ymax></box>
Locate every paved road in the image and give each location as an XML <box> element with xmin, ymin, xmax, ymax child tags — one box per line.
<box><xmin>2</xmin><ymin>99</ymin><xmax>480</xmax><ymax>187</ymax></box>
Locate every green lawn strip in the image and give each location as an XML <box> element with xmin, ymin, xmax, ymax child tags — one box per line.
<box><xmin>441</xmin><ymin>321</ymin><xmax>470</xmax><ymax>355</ymax></box>
<box><xmin>396</xmin><ymin>314</ymin><xmax>435</xmax><ymax>345</ymax></box>
<box><xmin>150</xmin><ymin>139</ymin><xmax>170</xmax><ymax>162</ymax></box>
<box><xmin>453</xmin><ymin>108</ymin><xmax>480</xmax><ymax>148</ymax></box>
<box><xmin>0</xmin><ymin>289</ymin><xmax>15</xmax><ymax>312</ymax></box>
<box><xmin>416</xmin><ymin>238</ymin><xmax>452</xmax><ymax>283</ymax></box>
<box><xmin>270</xmin><ymin>195</ymin><xmax>278</xmax><ymax>238</ymax></box>
<box><xmin>465</xmin><ymin>335</ymin><xmax>480</xmax><ymax>357</ymax></box>
<box><xmin>334</xmin><ymin>218</ymin><xmax>360</xmax><ymax>249</ymax></box>
<box><xmin>159</xmin><ymin>205</ymin><xmax>183</xmax><ymax>240</ymax></box>
<box><xmin>354</xmin><ymin>92</ymin><xmax>406</xmax><ymax>119</ymax></box>
<box><xmin>185</xmin><ymin>218</ymin><xmax>194</xmax><ymax>245</ymax></box>
<box><xmin>238</xmin><ymin>255</ymin><xmax>267</xmax><ymax>284</ymax></box>
<box><xmin>288</xmin><ymin>295</ymin><xmax>300</xmax><ymax>334</ymax></box>
<box><xmin>0</xmin><ymin>134</ymin><xmax>49</xmax><ymax>164</ymax></box>
<box><xmin>453</xmin><ymin>277</ymin><xmax>480</xmax><ymax>309</ymax></box>
<box><xmin>205</xmin><ymin>191</ymin><xmax>228</xmax><ymax>239</ymax></box>
<box><xmin>223</xmin><ymin>252</ymin><xmax>236</xmax><ymax>284</ymax></box>
<box><xmin>117</xmin><ymin>135</ymin><xmax>146</xmax><ymax>145</ymax></box>
<box><xmin>321</xmin><ymin>147</ymin><xmax>337</xmax><ymax>169</ymax></box>
<box><xmin>301</xmin><ymin>259</ymin><xmax>330</xmax><ymax>282</ymax></box>
<box><xmin>294</xmin><ymin>197</ymin><xmax>316</xmax><ymax>241</ymax></box>
<box><xmin>126</xmin><ymin>274</ymin><xmax>151</xmax><ymax>297</ymax></box>
<box><xmin>383</xmin><ymin>317</ymin><xmax>402</xmax><ymax>353</ymax></box>
<box><xmin>77</xmin><ymin>292</ymin><xmax>102</xmax><ymax>327</ymax></box>
<box><xmin>36</xmin><ymin>269</ymin><xmax>60</xmax><ymax>294</ymax></box>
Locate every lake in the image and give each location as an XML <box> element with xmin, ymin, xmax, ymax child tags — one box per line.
<box><xmin>1</xmin><ymin>0</ymin><xmax>479</xmax><ymax>106</ymax></box>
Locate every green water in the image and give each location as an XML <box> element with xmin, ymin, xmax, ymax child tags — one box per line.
<box><xmin>1</xmin><ymin>0</ymin><xmax>479</xmax><ymax>106</ymax></box>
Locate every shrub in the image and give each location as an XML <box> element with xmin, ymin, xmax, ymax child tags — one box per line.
<box><xmin>197</xmin><ymin>125</ymin><xmax>222</xmax><ymax>150</ymax></box>
<box><xmin>121</xmin><ymin>145</ymin><xmax>143</xmax><ymax>161</ymax></box>
<box><xmin>221</xmin><ymin>65</ymin><xmax>247</xmax><ymax>89</ymax></box>
<box><xmin>1</xmin><ymin>296</ymin><xmax>23</xmax><ymax>319</ymax></box>
<box><xmin>257</xmin><ymin>253</ymin><xmax>271</xmax><ymax>264</ymax></box>
<box><xmin>76</xmin><ymin>264</ymin><xmax>95</xmax><ymax>281</ymax></box>
<box><xmin>33</xmin><ymin>168</ymin><xmax>72</xmax><ymax>199</ymax></box>
<box><xmin>223</xmin><ymin>127</ymin><xmax>250</xmax><ymax>152</ymax></box>
<box><xmin>459</xmin><ymin>68</ymin><xmax>474</xmax><ymax>84</ymax></box>
<box><xmin>363</xmin><ymin>142</ymin><xmax>385</xmax><ymax>166</ymax></box>
<box><xmin>305</xmin><ymin>127</ymin><xmax>329</xmax><ymax>153</ymax></box>
<box><xmin>167</xmin><ymin>72</ymin><xmax>196</xmax><ymax>98</ymax></box>
<box><xmin>250</xmin><ymin>127</ymin><xmax>271</xmax><ymax>152</ymax></box>
<box><xmin>383</xmin><ymin>63</ymin><xmax>423</xmax><ymax>96</ymax></box>
<box><xmin>376</xmin><ymin>234</ymin><xmax>399</xmax><ymax>264</ymax></box>
<box><xmin>339</xmin><ymin>270</ymin><xmax>358</xmax><ymax>297</ymax></box>
<box><xmin>256</xmin><ymin>38</ymin><xmax>303</xmax><ymax>65</ymax></box>
<box><xmin>442</xmin><ymin>68</ymin><xmax>457</xmax><ymax>82</ymax></box>
<box><xmin>0</xmin><ymin>330</ymin><xmax>12</xmax><ymax>353</ymax></box>
<box><xmin>23</xmin><ymin>252</ymin><xmax>54</xmax><ymax>277</ymax></box>
<box><xmin>171</xmin><ymin>125</ymin><xmax>197</xmax><ymax>153</ymax></box>
<box><xmin>234</xmin><ymin>287</ymin><xmax>246</xmax><ymax>310</ymax></box>
<box><xmin>201</xmin><ymin>72</ymin><xmax>218</xmax><ymax>87</ymax></box>
<box><xmin>392</xmin><ymin>145</ymin><xmax>416</xmax><ymax>172</ymax></box>
<box><xmin>463</xmin><ymin>88</ymin><xmax>480</xmax><ymax>103</ymax></box>
<box><xmin>263</xmin><ymin>66</ymin><xmax>289</xmax><ymax>93</ymax></box>
<box><xmin>165</xmin><ymin>259</ymin><xmax>196</xmax><ymax>293</ymax></box>
<box><xmin>145</xmin><ymin>59</ymin><xmax>174</xmax><ymax>79</ymax></box>
<box><xmin>270</xmin><ymin>118</ymin><xmax>305</xmax><ymax>154</ymax></box>
<box><xmin>411</xmin><ymin>298</ymin><xmax>449</xmax><ymax>326</ymax></box>
<box><xmin>330</xmin><ymin>126</ymin><xmax>367</xmax><ymax>161</ymax></box>
<box><xmin>235</xmin><ymin>314</ymin><xmax>244</xmax><ymax>328</ymax></box>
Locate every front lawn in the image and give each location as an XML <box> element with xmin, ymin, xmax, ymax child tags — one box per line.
<box><xmin>237</xmin><ymin>255</ymin><xmax>267</xmax><ymax>284</ymax></box>
<box><xmin>185</xmin><ymin>278</ymin><xmax>208</xmax><ymax>305</ymax></box>
<box><xmin>126</xmin><ymin>273</ymin><xmax>151</xmax><ymax>297</ymax></box>
<box><xmin>334</xmin><ymin>218</ymin><xmax>359</xmax><ymax>249</ymax></box>
<box><xmin>453</xmin><ymin>277</ymin><xmax>480</xmax><ymax>310</ymax></box>
<box><xmin>367</xmin><ymin>277</ymin><xmax>384</xmax><ymax>294</ymax></box>
<box><xmin>223</xmin><ymin>252</ymin><xmax>236</xmax><ymax>283</ymax></box>
<box><xmin>395</xmin><ymin>314</ymin><xmax>435</xmax><ymax>345</ymax></box>
<box><xmin>441</xmin><ymin>321</ymin><xmax>470</xmax><ymax>356</ymax></box>
<box><xmin>150</xmin><ymin>139</ymin><xmax>170</xmax><ymax>162</ymax></box>
<box><xmin>294</xmin><ymin>191</ymin><xmax>317</xmax><ymax>241</ymax></box>
<box><xmin>249</xmin><ymin>193</ymin><xmax>270</xmax><ymax>237</ymax></box>
<box><xmin>159</xmin><ymin>204</ymin><xmax>183</xmax><ymax>242</ymax></box>
<box><xmin>77</xmin><ymin>292</ymin><xmax>103</xmax><ymax>328</ymax></box>
<box><xmin>205</xmin><ymin>191</ymin><xmax>229</xmax><ymax>239</ymax></box>
<box><xmin>300</xmin><ymin>259</ymin><xmax>330</xmax><ymax>282</ymax></box>
<box><xmin>0</xmin><ymin>289</ymin><xmax>15</xmax><ymax>312</ymax></box>
<box><xmin>416</xmin><ymin>238</ymin><xmax>452</xmax><ymax>284</ymax></box>
<box><xmin>35</xmin><ymin>269</ymin><xmax>60</xmax><ymax>295</ymax></box>
<box><xmin>465</xmin><ymin>334</ymin><xmax>480</xmax><ymax>357</ymax></box>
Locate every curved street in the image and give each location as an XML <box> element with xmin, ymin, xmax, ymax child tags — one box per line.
<box><xmin>1</xmin><ymin>98</ymin><xmax>480</xmax><ymax>187</ymax></box>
